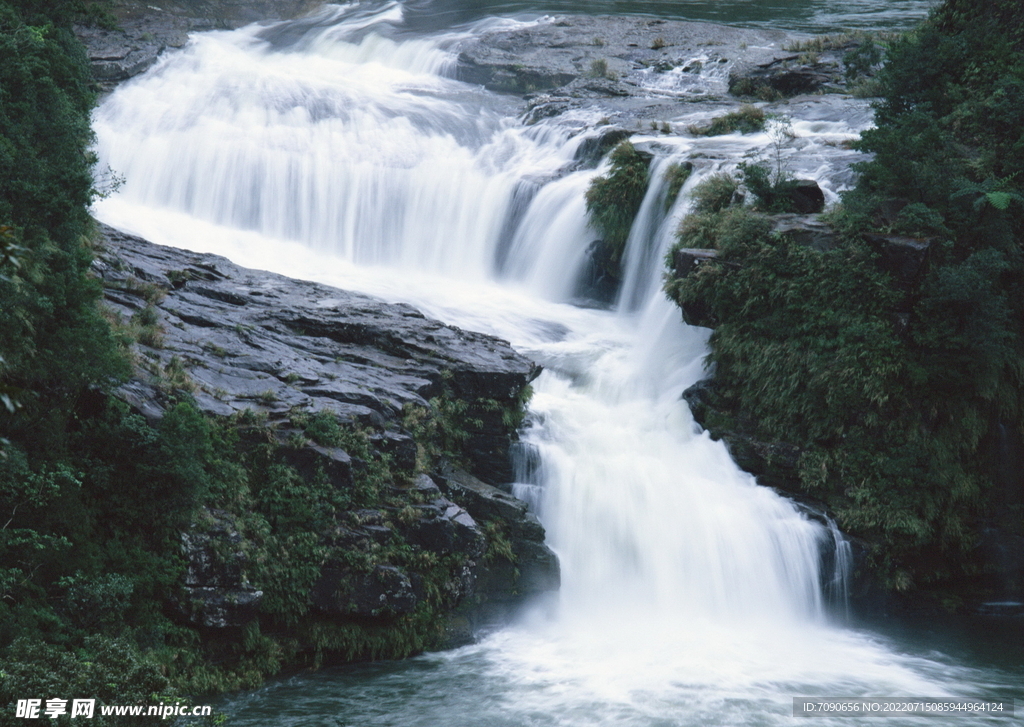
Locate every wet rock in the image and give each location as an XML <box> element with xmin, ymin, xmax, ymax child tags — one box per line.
<box><xmin>311</xmin><ymin>564</ymin><xmax>418</xmax><ymax>617</ymax></box>
<box><xmin>772</xmin><ymin>214</ymin><xmax>840</xmax><ymax>251</ymax></box>
<box><xmin>178</xmin><ymin>508</ymin><xmax>262</xmax><ymax>628</ymax></box>
<box><xmin>572</xmin><ymin>126</ymin><xmax>633</xmax><ymax>169</ymax></box>
<box><xmin>864</xmin><ymin>234</ymin><xmax>933</xmax><ymax>289</ymax></box>
<box><xmin>94</xmin><ymin>224</ymin><xmax>539</xmax><ymax>484</ymax></box>
<box><xmin>454</xmin><ymin>15</ymin><xmax>791</xmax><ymax>100</ymax></box>
<box><xmin>729</xmin><ymin>55</ymin><xmax>843</xmax><ymax>99</ymax></box>
<box><xmin>407</xmin><ymin>499</ymin><xmax>487</xmax><ymax>558</ymax></box>
<box><xmin>671</xmin><ymin>248</ymin><xmax>720</xmax><ymax>328</ymax></box>
<box><xmin>788</xmin><ymin>180</ymin><xmax>826</xmax><ymax>214</ymax></box>
<box><xmin>436</xmin><ymin>466</ymin><xmax>559</xmax><ymax>607</ymax></box>
<box><xmin>683</xmin><ymin>381</ymin><xmax>802</xmax><ymax>494</ymax></box>
<box><xmin>75</xmin><ymin>0</ymin><xmax>326</xmax><ymax>88</ymax></box>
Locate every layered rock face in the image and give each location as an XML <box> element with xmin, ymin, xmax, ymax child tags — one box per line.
<box><xmin>94</xmin><ymin>225</ymin><xmax>558</xmax><ymax>645</ymax></box>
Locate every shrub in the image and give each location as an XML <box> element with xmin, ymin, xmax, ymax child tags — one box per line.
<box><xmin>689</xmin><ymin>173</ymin><xmax>739</xmax><ymax>214</ymax></box>
<box><xmin>584</xmin><ymin>141</ymin><xmax>651</xmax><ymax>278</ymax></box>
<box><xmin>666</xmin><ymin>0</ymin><xmax>1024</xmax><ymax>598</ymax></box>
<box><xmin>688</xmin><ymin>105</ymin><xmax>767</xmax><ymax>136</ymax></box>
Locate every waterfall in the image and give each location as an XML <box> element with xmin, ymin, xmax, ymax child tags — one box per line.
<box><xmin>92</xmin><ymin>6</ymin><xmax>983</xmax><ymax>722</ymax></box>
<box><xmin>93</xmin><ymin>0</ymin><xmax>839</xmax><ymax>630</ymax></box>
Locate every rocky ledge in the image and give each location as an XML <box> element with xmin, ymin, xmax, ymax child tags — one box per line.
<box><xmin>94</xmin><ymin>224</ymin><xmax>558</xmax><ymax>645</ymax></box>
<box><xmin>76</xmin><ymin>0</ymin><xmax>325</xmax><ymax>88</ymax></box>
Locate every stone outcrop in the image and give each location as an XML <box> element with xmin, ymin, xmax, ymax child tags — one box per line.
<box><xmin>76</xmin><ymin>0</ymin><xmax>325</xmax><ymax>88</ymax></box>
<box><xmin>771</xmin><ymin>213</ymin><xmax>840</xmax><ymax>251</ymax></box>
<box><xmin>864</xmin><ymin>233</ymin><xmax>933</xmax><ymax>290</ymax></box>
<box><xmin>95</xmin><ymin>225</ymin><xmax>555</xmax><ymax>641</ymax></box>
<box><xmin>94</xmin><ymin>224</ymin><xmax>538</xmax><ymax>481</ymax></box>
<box><xmin>671</xmin><ymin>247</ymin><xmax>720</xmax><ymax>328</ymax></box>
<box><xmin>454</xmin><ymin>15</ymin><xmax>792</xmax><ymax>99</ymax></box>
<box><xmin>178</xmin><ymin>508</ymin><xmax>263</xmax><ymax>628</ymax></box>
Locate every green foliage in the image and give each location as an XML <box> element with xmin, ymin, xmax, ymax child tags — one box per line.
<box><xmin>663</xmin><ymin>163</ymin><xmax>692</xmax><ymax>210</ymax></box>
<box><xmin>0</xmin><ymin>636</ymin><xmax>174</xmax><ymax>727</ymax></box>
<box><xmin>0</xmin><ymin>0</ymin><xmax>129</xmax><ymax>457</ymax></box>
<box><xmin>843</xmin><ymin>38</ymin><xmax>883</xmax><ymax>81</ymax></box>
<box><xmin>737</xmin><ymin>161</ymin><xmax>798</xmax><ymax>213</ymax></box>
<box><xmin>666</xmin><ymin>0</ymin><xmax>1024</xmax><ymax>597</ymax></box>
<box><xmin>588</xmin><ymin>58</ymin><xmax>614</xmax><ymax>80</ymax></box>
<box><xmin>584</xmin><ymin>141</ymin><xmax>651</xmax><ymax>279</ymax></box>
<box><xmin>688</xmin><ymin>105</ymin><xmax>767</xmax><ymax>136</ymax></box>
<box><xmin>689</xmin><ymin>173</ymin><xmax>739</xmax><ymax>214</ymax></box>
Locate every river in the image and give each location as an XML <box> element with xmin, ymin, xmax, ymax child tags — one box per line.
<box><xmin>90</xmin><ymin>1</ymin><xmax>1022</xmax><ymax>724</ymax></box>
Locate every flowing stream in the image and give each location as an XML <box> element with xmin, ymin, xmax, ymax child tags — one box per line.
<box><xmin>91</xmin><ymin>2</ymin><xmax>1021</xmax><ymax>724</ymax></box>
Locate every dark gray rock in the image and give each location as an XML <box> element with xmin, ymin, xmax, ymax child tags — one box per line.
<box><xmin>573</xmin><ymin>126</ymin><xmax>633</xmax><ymax>169</ymax></box>
<box><xmin>671</xmin><ymin>247</ymin><xmax>719</xmax><ymax>328</ymax></box>
<box><xmin>788</xmin><ymin>179</ymin><xmax>826</xmax><ymax>214</ymax></box>
<box><xmin>729</xmin><ymin>54</ymin><xmax>844</xmax><ymax>99</ymax></box>
<box><xmin>406</xmin><ymin>499</ymin><xmax>486</xmax><ymax>558</ymax></box>
<box><xmin>772</xmin><ymin>214</ymin><xmax>840</xmax><ymax>251</ymax></box>
<box><xmin>178</xmin><ymin>508</ymin><xmax>263</xmax><ymax>628</ymax></box>
<box><xmin>94</xmin><ymin>224</ymin><xmax>539</xmax><ymax>484</ymax></box>
<box><xmin>437</xmin><ymin>466</ymin><xmax>530</xmax><ymax>524</ymax></box>
<box><xmin>864</xmin><ymin>234</ymin><xmax>933</xmax><ymax>289</ymax></box>
<box><xmin>276</xmin><ymin>432</ymin><xmax>354</xmax><ymax>490</ymax></box>
<box><xmin>436</xmin><ymin>466</ymin><xmax>560</xmax><ymax>607</ymax></box>
<box><xmin>311</xmin><ymin>564</ymin><xmax>418</xmax><ymax>617</ymax></box>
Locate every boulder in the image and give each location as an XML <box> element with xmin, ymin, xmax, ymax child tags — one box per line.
<box><xmin>671</xmin><ymin>248</ymin><xmax>720</xmax><ymax>328</ymax></box>
<box><xmin>864</xmin><ymin>234</ymin><xmax>933</xmax><ymax>289</ymax></box>
<box><xmin>729</xmin><ymin>56</ymin><xmax>843</xmax><ymax>98</ymax></box>
<box><xmin>788</xmin><ymin>180</ymin><xmax>826</xmax><ymax>214</ymax></box>
<box><xmin>772</xmin><ymin>214</ymin><xmax>839</xmax><ymax>251</ymax></box>
<box><xmin>177</xmin><ymin>508</ymin><xmax>262</xmax><ymax>628</ymax></box>
<box><xmin>311</xmin><ymin>564</ymin><xmax>418</xmax><ymax>617</ymax></box>
<box><xmin>95</xmin><ymin>224</ymin><xmax>539</xmax><ymax>485</ymax></box>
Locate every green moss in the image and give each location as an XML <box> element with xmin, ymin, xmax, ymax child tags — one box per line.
<box><xmin>687</xmin><ymin>105</ymin><xmax>767</xmax><ymax>136</ymax></box>
<box><xmin>663</xmin><ymin>162</ymin><xmax>692</xmax><ymax>210</ymax></box>
<box><xmin>689</xmin><ymin>173</ymin><xmax>739</xmax><ymax>214</ymax></box>
<box><xmin>664</xmin><ymin>0</ymin><xmax>1024</xmax><ymax>594</ymax></box>
<box><xmin>584</xmin><ymin>141</ymin><xmax>651</xmax><ymax>280</ymax></box>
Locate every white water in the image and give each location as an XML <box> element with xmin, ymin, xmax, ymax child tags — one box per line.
<box><xmin>92</xmin><ymin>5</ymin><xmax>1018</xmax><ymax>724</ymax></box>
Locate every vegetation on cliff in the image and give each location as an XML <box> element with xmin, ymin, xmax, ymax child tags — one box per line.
<box><xmin>666</xmin><ymin>0</ymin><xmax>1024</xmax><ymax>603</ymax></box>
<box><xmin>0</xmin><ymin>0</ymin><xmax>540</xmax><ymax>715</ymax></box>
<box><xmin>584</xmin><ymin>140</ymin><xmax>651</xmax><ymax>280</ymax></box>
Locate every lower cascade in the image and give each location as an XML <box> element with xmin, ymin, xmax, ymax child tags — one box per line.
<box><xmin>90</xmin><ymin>4</ymin><xmax>1018</xmax><ymax>724</ymax></box>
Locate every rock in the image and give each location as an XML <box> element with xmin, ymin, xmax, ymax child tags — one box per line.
<box><xmin>454</xmin><ymin>15</ymin><xmax>792</xmax><ymax>100</ymax></box>
<box><xmin>436</xmin><ymin>466</ymin><xmax>559</xmax><ymax>608</ymax></box>
<box><xmin>178</xmin><ymin>508</ymin><xmax>262</xmax><ymax>628</ymax></box>
<box><xmin>95</xmin><ymin>224</ymin><xmax>558</xmax><ymax>642</ymax></box>
<box><xmin>75</xmin><ymin>0</ymin><xmax>327</xmax><ymax>88</ymax></box>
<box><xmin>407</xmin><ymin>499</ymin><xmax>487</xmax><ymax>558</ymax></box>
<box><xmin>671</xmin><ymin>248</ymin><xmax>720</xmax><ymax>328</ymax></box>
<box><xmin>94</xmin><ymin>224</ymin><xmax>539</xmax><ymax>484</ymax></box>
<box><xmin>311</xmin><ymin>564</ymin><xmax>418</xmax><ymax>617</ymax></box>
<box><xmin>681</xmin><ymin>378</ymin><xmax>718</xmax><ymax>424</ymax></box>
<box><xmin>573</xmin><ymin>126</ymin><xmax>633</xmax><ymax>169</ymax></box>
<box><xmin>276</xmin><ymin>433</ymin><xmax>354</xmax><ymax>490</ymax></box>
<box><xmin>788</xmin><ymin>180</ymin><xmax>826</xmax><ymax>214</ymax></box>
<box><xmin>729</xmin><ymin>54</ymin><xmax>844</xmax><ymax>99</ymax></box>
<box><xmin>437</xmin><ymin>466</ymin><xmax>530</xmax><ymax>524</ymax></box>
<box><xmin>772</xmin><ymin>213</ymin><xmax>839</xmax><ymax>250</ymax></box>
<box><xmin>864</xmin><ymin>234</ymin><xmax>933</xmax><ymax>289</ymax></box>
<box><xmin>683</xmin><ymin>380</ymin><xmax>803</xmax><ymax>495</ymax></box>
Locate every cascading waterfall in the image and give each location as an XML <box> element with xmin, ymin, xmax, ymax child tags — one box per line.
<box><xmin>92</xmin><ymin>5</ymin><xmax>1012</xmax><ymax>724</ymax></box>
